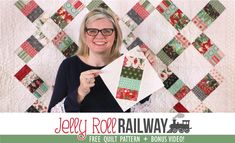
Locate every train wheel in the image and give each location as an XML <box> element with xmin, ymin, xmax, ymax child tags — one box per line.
<box><xmin>185</xmin><ymin>129</ymin><xmax>189</xmax><ymax>133</ymax></box>
<box><xmin>167</xmin><ymin>129</ymin><xmax>172</xmax><ymax>133</ymax></box>
<box><xmin>179</xmin><ymin>128</ymin><xmax>184</xmax><ymax>133</ymax></box>
<box><xmin>173</xmin><ymin>128</ymin><xmax>177</xmax><ymax>133</ymax></box>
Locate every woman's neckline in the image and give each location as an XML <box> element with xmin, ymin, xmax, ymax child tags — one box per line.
<box><xmin>75</xmin><ymin>55</ymin><xmax>106</xmax><ymax>69</ymax></box>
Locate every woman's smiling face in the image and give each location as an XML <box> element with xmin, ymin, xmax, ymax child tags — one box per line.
<box><xmin>85</xmin><ymin>18</ymin><xmax>115</xmax><ymax>55</ymax></box>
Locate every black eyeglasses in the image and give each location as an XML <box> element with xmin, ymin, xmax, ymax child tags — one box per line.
<box><xmin>85</xmin><ymin>28</ymin><xmax>114</xmax><ymax>36</ymax></box>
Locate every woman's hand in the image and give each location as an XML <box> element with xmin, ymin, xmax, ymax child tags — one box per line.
<box><xmin>140</xmin><ymin>47</ymin><xmax>158</xmax><ymax>71</ymax></box>
<box><xmin>77</xmin><ymin>69</ymin><xmax>101</xmax><ymax>104</ymax></box>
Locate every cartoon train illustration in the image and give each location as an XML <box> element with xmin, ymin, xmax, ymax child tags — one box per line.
<box><xmin>167</xmin><ymin>119</ymin><xmax>192</xmax><ymax>133</ymax></box>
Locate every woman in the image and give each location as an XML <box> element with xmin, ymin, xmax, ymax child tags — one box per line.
<box><xmin>48</xmin><ymin>8</ymin><xmax>157</xmax><ymax>112</ymax></box>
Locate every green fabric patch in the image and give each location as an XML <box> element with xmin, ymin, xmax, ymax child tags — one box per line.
<box><xmin>118</xmin><ymin>77</ymin><xmax>141</xmax><ymax>91</ymax></box>
<box><xmin>193</xmin><ymin>33</ymin><xmax>210</xmax><ymax>50</ymax></box>
<box><xmin>175</xmin><ymin>15</ymin><xmax>190</xmax><ymax>30</ymax></box>
<box><xmin>197</xmin><ymin>10</ymin><xmax>214</xmax><ymax>25</ymax></box>
<box><xmin>17</xmin><ymin>50</ymin><xmax>32</xmax><ymax>63</ymax></box>
<box><xmin>58</xmin><ymin>36</ymin><xmax>73</xmax><ymax>51</ymax></box>
<box><xmin>157</xmin><ymin>50</ymin><xmax>173</xmax><ymax>66</ymax></box>
<box><xmin>163</xmin><ymin>4</ymin><xmax>177</xmax><ymax>20</ymax></box>
<box><xmin>169</xmin><ymin>38</ymin><xmax>185</xmax><ymax>55</ymax></box>
<box><xmin>140</xmin><ymin>0</ymin><xmax>155</xmax><ymax>12</ymax></box>
<box><xmin>168</xmin><ymin>80</ymin><xmax>184</xmax><ymax>95</ymax></box>
<box><xmin>86</xmin><ymin>0</ymin><xmax>103</xmax><ymax>11</ymax></box>
<box><xmin>15</xmin><ymin>0</ymin><xmax>26</xmax><ymax>10</ymax></box>
<box><xmin>63</xmin><ymin>2</ymin><xmax>80</xmax><ymax>18</ymax></box>
<box><xmin>204</xmin><ymin>45</ymin><xmax>218</xmax><ymax>59</ymax></box>
<box><xmin>209</xmin><ymin>0</ymin><xmax>225</xmax><ymax>14</ymax></box>
<box><xmin>120</xmin><ymin>67</ymin><xmax>143</xmax><ymax>80</ymax></box>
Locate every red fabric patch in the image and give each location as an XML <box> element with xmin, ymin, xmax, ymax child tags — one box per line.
<box><xmin>174</xmin><ymin>102</ymin><xmax>189</xmax><ymax>112</ymax></box>
<box><xmin>57</xmin><ymin>7</ymin><xmax>73</xmax><ymax>23</ymax></box>
<box><xmin>73</xmin><ymin>0</ymin><xmax>83</xmax><ymax>9</ymax></box>
<box><xmin>169</xmin><ymin>9</ymin><xmax>183</xmax><ymax>26</ymax></box>
<box><xmin>21</xmin><ymin>41</ymin><xmax>37</xmax><ymax>57</ymax></box>
<box><xmin>197</xmin><ymin>79</ymin><xmax>214</xmax><ymax>95</ymax></box>
<box><xmin>116</xmin><ymin>88</ymin><xmax>138</xmax><ymax>101</ymax></box>
<box><xmin>200</xmin><ymin>39</ymin><xmax>213</xmax><ymax>55</ymax></box>
<box><xmin>139</xmin><ymin>43</ymin><xmax>149</xmax><ymax>50</ymax></box>
<box><xmin>21</xmin><ymin>0</ymin><xmax>38</xmax><ymax>16</ymax></box>
<box><xmin>174</xmin><ymin>85</ymin><xmax>190</xmax><ymax>100</ymax></box>
<box><xmin>15</xmin><ymin>65</ymin><xmax>32</xmax><ymax>81</ymax></box>
<box><xmin>156</xmin><ymin>5</ymin><xmax>164</xmax><ymax>13</ymax></box>
<box><xmin>133</xmin><ymin>3</ymin><xmax>149</xmax><ymax>19</ymax></box>
<box><xmin>156</xmin><ymin>0</ymin><xmax>171</xmax><ymax>14</ymax></box>
<box><xmin>162</xmin><ymin>0</ymin><xmax>171</xmax><ymax>7</ymax></box>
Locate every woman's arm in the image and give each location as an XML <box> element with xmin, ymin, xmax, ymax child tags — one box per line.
<box><xmin>48</xmin><ymin>60</ymin><xmax>80</xmax><ymax>112</ymax></box>
<box><xmin>48</xmin><ymin>60</ymin><xmax>68</xmax><ymax>112</ymax></box>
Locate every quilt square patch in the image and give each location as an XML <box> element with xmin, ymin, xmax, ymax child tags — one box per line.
<box><xmin>192</xmin><ymin>73</ymin><xmax>219</xmax><ymax>101</ymax></box>
<box><xmin>157</xmin><ymin>33</ymin><xmax>190</xmax><ymax>65</ymax></box>
<box><xmin>15</xmin><ymin>65</ymin><xmax>48</xmax><ymax>99</ymax></box>
<box><xmin>51</xmin><ymin>0</ymin><xmax>84</xmax><ymax>29</ymax></box>
<box><xmin>15</xmin><ymin>30</ymin><xmax>49</xmax><ymax>63</ymax></box>
<box><xmin>157</xmin><ymin>0</ymin><xmax>190</xmax><ymax>31</ymax></box>
<box><xmin>15</xmin><ymin>0</ymin><xmax>37</xmax><ymax>17</ymax></box>
<box><xmin>15</xmin><ymin>0</ymin><xmax>44</xmax><ymax>23</ymax></box>
<box><xmin>122</xmin><ymin>0</ymin><xmax>154</xmax><ymax>31</ymax></box>
<box><xmin>193</xmin><ymin>33</ymin><xmax>224</xmax><ymax>66</ymax></box>
<box><xmin>116</xmin><ymin>56</ymin><xmax>145</xmax><ymax>101</ymax></box>
<box><xmin>52</xmin><ymin>31</ymin><xmax>79</xmax><ymax>57</ymax></box>
<box><xmin>192</xmin><ymin>0</ymin><xmax>225</xmax><ymax>31</ymax></box>
<box><xmin>163</xmin><ymin>73</ymin><xmax>190</xmax><ymax>101</ymax></box>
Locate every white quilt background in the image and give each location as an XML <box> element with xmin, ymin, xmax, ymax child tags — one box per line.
<box><xmin>0</xmin><ymin>0</ymin><xmax>235</xmax><ymax>112</ymax></box>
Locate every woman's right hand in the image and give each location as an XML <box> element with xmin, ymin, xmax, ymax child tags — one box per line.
<box><xmin>77</xmin><ymin>69</ymin><xmax>101</xmax><ymax>104</ymax></box>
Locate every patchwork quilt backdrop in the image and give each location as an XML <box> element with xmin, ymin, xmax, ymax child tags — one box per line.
<box><xmin>0</xmin><ymin>0</ymin><xmax>235</xmax><ymax>112</ymax></box>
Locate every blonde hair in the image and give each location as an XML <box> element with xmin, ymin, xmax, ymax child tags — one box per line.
<box><xmin>77</xmin><ymin>8</ymin><xmax>122</xmax><ymax>59</ymax></box>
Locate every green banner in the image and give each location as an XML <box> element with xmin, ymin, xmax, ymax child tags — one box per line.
<box><xmin>1</xmin><ymin>135</ymin><xmax>235</xmax><ymax>143</ymax></box>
